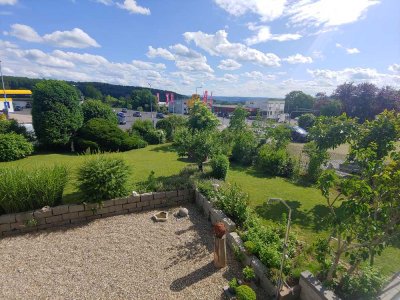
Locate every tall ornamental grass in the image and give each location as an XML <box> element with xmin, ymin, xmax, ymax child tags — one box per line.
<box><xmin>0</xmin><ymin>165</ymin><xmax>68</xmax><ymax>214</ymax></box>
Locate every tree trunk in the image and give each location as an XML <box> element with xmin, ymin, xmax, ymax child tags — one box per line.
<box><xmin>198</xmin><ymin>162</ymin><xmax>203</xmax><ymax>172</ymax></box>
<box><xmin>327</xmin><ymin>250</ymin><xmax>341</xmax><ymax>281</ymax></box>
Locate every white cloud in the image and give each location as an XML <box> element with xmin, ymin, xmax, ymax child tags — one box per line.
<box><xmin>283</xmin><ymin>54</ymin><xmax>313</xmax><ymax>64</ymax></box>
<box><xmin>288</xmin><ymin>0</ymin><xmax>380</xmax><ymax>28</ymax></box>
<box><xmin>218</xmin><ymin>59</ymin><xmax>242</xmax><ymax>70</ymax></box>
<box><xmin>184</xmin><ymin>30</ymin><xmax>281</xmax><ymax>67</ymax></box>
<box><xmin>7</xmin><ymin>24</ymin><xmax>100</xmax><ymax>48</ymax></box>
<box><xmin>9</xmin><ymin>24</ymin><xmax>42</xmax><ymax>42</ymax></box>
<box><xmin>95</xmin><ymin>0</ymin><xmax>113</xmax><ymax>5</ymax></box>
<box><xmin>116</xmin><ymin>0</ymin><xmax>150</xmax><ymax>15</ymax></box>
<box><xmin>216</xmin><ymin>73</ymin><xmax>239</xmax><ymax>82</ymax></box>
<box><xmin>43</xmin><ymin>28</ymin><xmax>100</xmax><ymax>48</ymax></box>
<box><xmin>336</xmin><ymin>43</ymin><xmax>360</xmax><ymax>54</ymax></box>
<box><xmin>20</xmin><ymin>49</ymin><xmax>75</xmax><ymax>69</ymax></box>
<box><xmin>388</xmin><ymin>64</ymin><xmax>400</xmax><ymax>73</ymax></box>
<box><xmin>245</xmin><ymin>24</ymin><xmax>302</xmax><ymax>45</ymax></box>
<box><xmin>0</xmin><ymin>0</ymin><xmax>17</xmax><ymax>5</ymax></box>
<box><xmin>243</xmin><ymin>71</ymin><xmax>276</xmax><ymax>80</ymax></box>
<box><xmin>147</xmin><ymin>46</ymin><xmax>174</xmax><ymax>60</ymax></box>
<box><xmin>213</xmin><ymin>0</ymin><xmax>286</xmax><ymax>22</ymax></box>
<box><xmin>0</xmin><ymin>39</ymin><xmax>18</xmax><ymax>48</ymax></box>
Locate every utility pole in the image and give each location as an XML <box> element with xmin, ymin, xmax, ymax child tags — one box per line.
<box><xmin>148</xmin><ymin>83</ymin><xmax>154</xmax><ymax>125</ymax></box>
<box><xmin>0</xmin><ymin>60</ymin><xmax>9</xmax><ymax>119</ymax></box>
<box><xmin>195</xmin><ymin>86</ymin><xmax>202</xmax><ymax>96</ymax></box>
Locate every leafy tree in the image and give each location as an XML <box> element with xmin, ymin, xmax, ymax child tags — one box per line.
<box><xmin>81</xmin><ymin>99</ymin><xmax>117</xmax><ymax>124</ymax></box>
<box><xmin>265</xmin><ymin>124</ymin><xmax>291</xmax><ymax>150</ymax></box>
<box><xmin>229</xmin><ymin>106</ymin><xmax>248</xmax><ymax>131</ymax></box>
<box><xmin>131</xmin><ymin>89</ymin><xmax>158</xmax><ymax>111</ymax></box>
<box><xmin>156</xmin><ymin>115</ymin><xmax>187</xmax><ymax>141</ymax></box>
<box><xmin>188</xmin><ymin>101</ymin><xmax>219</xmax><ymax>132</ymax></box>
<box><xmin>372</xmin><ymin>86</ymin><xmax>400</xmax><ymax>115</ymax></box>
<box><xmin>32</xmin><ymin>80</ymin><xmax>83</xmax><ymax>149</ymax></box>
<box><xmin>83</xmin><ymin>84</ymin><xmax>102</xmax><ymax>100</ymax></box>
<box><xmin>131</xmin><ymin>119</ymin><xmax>165</xmax><ymax>144</ymax></box>
<box><xmin>298</xmin><ymin>113</ymin><xmax>315</xmax><ymax>130</ymax></box>
<box><xmin>284</xmin><ymin>91</ymin><xmax>315</xmax><ymax>117</ymax></box>
<box><xmin>231</xmin><ymin>129</ymin><xmax>258</xmax><ymax>165</ymax></box>
<box><xmin>314</xmin><ymin>99</ymin><xmax>342</xmax><ymax>117</ymax></box>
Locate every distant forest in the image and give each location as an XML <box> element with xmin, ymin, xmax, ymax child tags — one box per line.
<box><xmin>2</xmin><ymin>76</ymin><xmax>187</xmax><ymax>101</ymax></box>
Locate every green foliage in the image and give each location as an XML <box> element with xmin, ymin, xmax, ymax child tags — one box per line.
<box><xmin>339</xmin><ymin>267</ymin><xmax>385</xmax><ymax>300</ymax></box>
<box><xmin>0</xmin><ymin>119</ymin><xmax>33</xmax><ymax>141</ymax></box>
<box><xmin>284</xmin><ymin>91</ymin><xmax>315</xmax><ymax>117</ymax></box>
<box><xmin>256</xmin><ymin>144</ymin><xmax>295</xmax><ymax>178</ymax></box>
<box><xmin>83</xmin><ymin>84</ymin><xmax>103</xmax><ymax>100</ymax></box>
<box><xmin>0</xmin><ymin>165</ymin><xmax>68</xmax><ymax>214</ymax></box>
<box><xmin>233</xmin><ymin>245</ymin><xmax>245</xmax><ymax>262</ymax></box>
<box><xmin>81</xmin><ymin>99</ymin><xmax>117</xmax><ymax>124</ymax></box>
<box><xmin>32</xmin><ymin>80</ymin><xmax>83</xmax><ymax>148</ymax></box>
<box><xmin>188</xmin><ymin>101</ymin><xmax>219</xmax><ymax>131</ymax></box>
<box><xmin>228</xmin><ymin>278</ymin><xmax>239</xmax><ymax>290</ymax></box>
<box><xmin>244</xmin><ymin>240</ymin><xmax>257</xmax><ymax>254</ymax></box>
<box><xmin>303</xmin><ymin>141</ymin><xmax>330</xmax><ymax>183</ymax></box>
<box><xmin>235</xmin><ymin>285</ymin><xmax>256</xmax><ymax>300</ymax></box>
<box><xmin>213</xmin><ymin>184</ymin><xmax>249</xmax><ymax>226</ymax></box>
<box><xmin>231</xmin><ymin>129</ymin><xmax>258</xmax><ymax>165</ymax></box>
<box><xmin>210</xmin><ymin>154</ymin><xmax>229</xmax><ymax>180</ymax></box>
<box><xmin>156</xmin><ymin>115</ymin><xmax>187</xmax><ymax>141</ymax></box>
<box><xmin>229</xmin><ymin>106</ymin><xmax>248</xmax><ymax>131</ymax></box>
<box><xmin>131</xmin><ymin>120</ymin><xmax>165</xmax><ymax>144</ymax></box>
<box><xmin>76</xmin><ymin>118</ymin><xmax>147</xmax><ymax>152</ymax></box>
<box><xmin>298</xmin><ymin>113</ymin><xmax>316</xmax><ymax>130</ymax></box>
<box><xmin>265</xmin><ymin>125</ymin><xmax>292</xmax><ymax>150</ymax></box>
<box><xmin>77</xmin><ymin>155</ymin><xmax>131</xmax><ymax>202</ymax></box>
<box><xmin>131</xmin><ymin>89</ymin><xmax>158</xmax><ymax>112</ymax></box>
<box><xmin>0</xmin><ymin>133</ymin><xmax>33</xmax><ymax>161</ymax></box>
<box><xmin>242</xmin><ymin>266</ymin><xmax>256</xmax><ymax>281</ymax></box>
<box><xmin>319</xmin><ymin>100</ymin><xmax>342</xmax><ymax>117</ymax></box>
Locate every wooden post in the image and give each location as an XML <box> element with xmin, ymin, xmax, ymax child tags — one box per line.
<box><xmin>214</xmin><ymin>235</ymin><xmax>227</xmax><ymax>268</ymax></box>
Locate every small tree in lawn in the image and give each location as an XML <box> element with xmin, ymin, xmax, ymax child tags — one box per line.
<box><xmin>188</xmin><ymin>101</ymin><xmax>219</xmax><ymax>132</ymax></box>
<box><xmin>81</xmin><ymin>99</ymin><xmax>117</xmax><ymax>124</ymax></box>
<box><xmin>229</xmin><ymin>106</ymin><xmax>248</xmax><ymax>132</ymax></box>
<box><xmin>32</xmin><ymin>80</ymin><xmax>83</xmax><ymax>149</ymax></box>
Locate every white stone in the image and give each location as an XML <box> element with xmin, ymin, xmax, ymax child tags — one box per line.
<box><xmin>178</xmin><ymin>207</ymin><xmax>189</xmax><ymax>217</ymax></box>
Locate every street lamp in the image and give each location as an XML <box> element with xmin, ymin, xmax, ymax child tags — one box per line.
<box><xmin>266</xmin><ymin>198</ymin><xmax>292</xmax><ymax>300</ymax></box>
<box><xmin>0</xmin><ymin>60</ymin><xmax>9</xmax><ymax>119</ymax></box>
<box><xmin>148</xmin><ymin>83</ymin><xmax>154</xmax><ymax>122</ymax></box>
<box><xmin>195</xmin><ymin>86</ymin><xmax>202</xmax><ymax>96</ymax></box>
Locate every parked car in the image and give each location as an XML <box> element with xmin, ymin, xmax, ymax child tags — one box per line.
<box><xmin>156</xmin><ymin>112</ymin><xmax>165</xmax><ymax>119</ymax></box>
<box><xmin>290</xmin><ymin>126</ymin><xmax>308</xmax><ymax>143</ymax></box>
<box><xmin>121</xmin><ymin>108</ymin><xmax>128</xmax><ymax>113</ymax></box>
<box><xmin>25</xmin><ymin>102</ymin><xmax>32</xmax><ymax>108</ymax></box>
<box><xmin>14</xmin><ymin>105</ymin><xmax>23</xmax><ymax>111</ymax></box>
<box><xmin>133</xmin><ymin>111</ymin><xmax>142</xmax><ymax>117</ymax></box>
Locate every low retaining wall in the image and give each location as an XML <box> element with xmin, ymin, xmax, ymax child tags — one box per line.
<box><xmin>0</xmin><ymin>190</ymin><xmax>195</xmax><ymax>237</ymax></box>
<box><xmin>299</xmin><ymin>271</ymin><xmax>340</xmax><ymax>300</ymax></box>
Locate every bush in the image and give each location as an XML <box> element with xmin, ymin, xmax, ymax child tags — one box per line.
<box><xmin>131</xmin><ymin>119</ymin><xmax>165</xmax><ymax>144</ymax></box>
<box><xmin>228</xmin><ymin>278</ymin><xmax>239</xmax><ymax>290</ymax></box>
<box><xmin>0</xmin><ymin>166</ymin><xmax>68</xmax><ymax>214</ymax></box>
<box><xmin>235</xmin><ymin>285</ymin><xmax>256</xmax><ymax>300</ymax></box>
<box><xmin>76</xmin><ymin>118</ymin><xmax>147</xmax><ymax>152</ymax></box>
<box><xmin>339</xmin><ymin>267</ymin><xmax>384</xmax><ymax>300</ymax></box>
<box><xmin>244</xmin><ymin>240</ymin><xmax>257</xmax><ymax>254</ymax></box>
<box><xmin>242</xmin><ymin>266</ymin><xmax>256</xmax><ymax>281</ymax></box>
<box><xmin>303</xmin><ymin>142</ymin><xmax>329</xmax><ymax>183</ymax></box>
<box><xmin>256</xmin><ymin>144</ymin><xmax>295</xmax><ymax>178</ymax></box>
<box><xmin>0</xmin><ymin>133</ymin><xmax>33</xmax><ymax>161</ymax></box>
<box><xmin>156</xmin><ymin>115</ymin><xmax>187</xmax><ymax>141</ymax></box>
<box><xmin>298</xmin><ymin>113</ymin><xmax>316</xmax><ymax>130</ymax></box>
<box><xmin>214</xmin><ymin>184</ymin><xmax>249</xmax><ymax>226</ymax></box>
<box><xmin>81</xmin><ymin>99</ymin><xmax>118</xmax><ymax>124</ymax></box>
<box><xmin>231</xmin><ymin>130</ymin><xmax>258</xmax><ymax>165</ymax></box>
<box><xmin>77</xmin><ymin>155</ymin><xmax>131</xmax><ymax>203</ymax></box>
<box><xmin>0</xmin><ymin>119</ymin><xmax>35</xmax><ymax>141</ymax></box>
<box><xmin>210</xmin><ymin>154</ymin><xmax>229</xmax><ymax>180</ymax></box>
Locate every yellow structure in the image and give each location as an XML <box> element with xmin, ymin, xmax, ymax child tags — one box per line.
<box><xmin>0</xmin><ymin>90</ymin><xmax>32</xmax><ymax>95</ymax></box>
<box><xmin>0</xmin><ymin>90</ymin><xmax>32</xmax><ymax>112</ymax></box>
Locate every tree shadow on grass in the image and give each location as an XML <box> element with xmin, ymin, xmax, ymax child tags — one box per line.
<box><xmin>308</xmin><ymin>204</ymin><xmax>332</xmax><ymax>232</ymax></box>
<box><xmin>150</xmin><ymin>144</ymin><xmax>176</xmax><ymax>153</ymax></box>
<box><xmin>229</xmin><ymin>163</ymin><xmax>276</xmax><ymax>179</ymax></box>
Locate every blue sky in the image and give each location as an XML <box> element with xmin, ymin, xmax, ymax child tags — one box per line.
<box><xmin>0</xmin><ymin>0</ymin><xmax>399</xmax><ymax>97</ymax></box>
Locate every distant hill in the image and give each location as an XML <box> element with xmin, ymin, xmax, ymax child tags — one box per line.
<box><xmin>213</xmin><ymin>96</ymin><xmax>283</xmax><ymax>105</ymax></box>
<box><xmin>2</xmin><ymin>76</ymin><xmax>186</xmax><ymax>100</ymax></box>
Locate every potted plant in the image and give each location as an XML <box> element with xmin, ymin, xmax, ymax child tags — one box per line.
<box><xmin>242</xmin><ymin>266</ymin><xmax>256</xmax><ymax>284</ymax></box>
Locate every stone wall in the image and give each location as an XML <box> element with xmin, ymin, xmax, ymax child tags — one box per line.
<box><xmin>0</xmin><ymin>190</ymin><xmax>194</xmax><ymax>237</ymax></box>
<box><xmin>299</xmin><ymin>271</ymin><xmax>340</xmax><ymax>300</ymax></box>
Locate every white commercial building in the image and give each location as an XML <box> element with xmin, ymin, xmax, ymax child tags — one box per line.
<box><xmin>246</xmin><ymin>100</ymin><xmax>285</xmax><ymax>119</ymax></box>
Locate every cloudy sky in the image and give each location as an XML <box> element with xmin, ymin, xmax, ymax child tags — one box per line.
<box><xmin>0</xmin><ymin>0</ymin><xmax>399</xmax><ymax>97</ymax></box>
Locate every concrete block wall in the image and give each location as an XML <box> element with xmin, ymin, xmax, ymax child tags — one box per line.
<box><xmin>299</xmin><ymin>271</ymin><xmax>340</xmax><ymax>300</ymax></box>
<box><xmin>0</xmin><ymin>189</ymin><xmax>195</xmax><ymax>237</ymax></box>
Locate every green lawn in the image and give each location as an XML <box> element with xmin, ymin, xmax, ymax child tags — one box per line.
<box><xmin>1</xmin><ymin>144</ymin><xmax>398</xmax><ymax>277</ymax></box>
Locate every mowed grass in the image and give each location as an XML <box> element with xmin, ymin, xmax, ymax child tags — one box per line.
<box><xmin>1</xmin><ymin>144</ymin><xmax>398</xmax><ymax>277</ymax></box>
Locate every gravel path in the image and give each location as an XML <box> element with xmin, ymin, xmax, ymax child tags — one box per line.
<box><xmin>0</xmin><ymin>204</ymin><xmax>264</xmax><ymax>300</ymax></box>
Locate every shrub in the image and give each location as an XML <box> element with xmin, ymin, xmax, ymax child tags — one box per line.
<box><xmin>77</xmin><ymin>155</ymin><xmax>131</xmax><ymax>203</ymax></box>
<box><xmin>298</xmin><ymin>113</ymin><xmax>316</xmax><ymax>130</ymax></box>
<box><xmin>242</xmin><ymin>266</ymin><xmax>256</xmax><ymax>281</ymax></box>
<box><xmin>228</xmin><ymin>278</ymin><xmax>239</xmax><ymax>290</ymax></box>
<box><xmin>156</xmin><ymin>115</ymin><xmax>187</xmax><ymax>141</ymax></box>
<box><xmin>259</xmin><ymin>245</ymin><xmax>281</xmax><ymax>269</ymax></box>
<box><xmin>0</xmin><ymin>166</ymin><xmax>68</xmax><ymax>214</ymax></box>
<box><xmin>231</xmin><ymin>130</ymin><xmax>258</xmax><ymax>165</ymax></box>
<box><xmin>214</xmin><ymin>184</ymin><xmax>249</xmax><ymax>226</ymax></box>
<box><xmin>244</xmin><ymin>240</ymin><xmax>257</xmax><ymax>254</ymax></box>
<box><xmin>235</xmin><ymin>285</ymin><xmax>256</xmax><ymax>300</ymax></box>
<box><xmin>303</xmin><ymin>141</ymin><xmax>329</xmax><ymax>183</ymax></box>
<box><xmin>81</xmin><ymin>99</ymin><xmax>118</xmax><ymax>124</ymax></box>
<box><xmin>210</xmin><ymin>154</ymin><xmax>229</xmax><ymax>180</ymax></box>
<box><xmin>256</xmin><ymin>144</ymin><xmax>295</xmax><ymax>178</ymax></box>
<box><xmin>339</xmin><ymin>267</ymin><xmax>384</xmax><ymax>300</ymax></box>
<box><xmin>0</xmin><ymin>133</ymin><xmax>33</xmax><ymax>161</ymax></box>
<box><xmin>131</xmin><ymin>120</ymin><xmax>165</xmax><ymax>144</ymax></box>
<box><xmin>76</xmin><ymin>118</ymin><xmax>147</xmax><ymax>152</ymax></box>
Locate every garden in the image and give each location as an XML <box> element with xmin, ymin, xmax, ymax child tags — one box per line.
<box><xmin>1</xmin><ymin>79</ymin><xmax>399</xmax><ymax>299</ymax></box>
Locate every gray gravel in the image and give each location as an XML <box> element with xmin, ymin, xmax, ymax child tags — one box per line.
<box><xmin>0</xmin><ymin>204</ymin><xmax>264</xmax><ymax>299</ymax></box>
